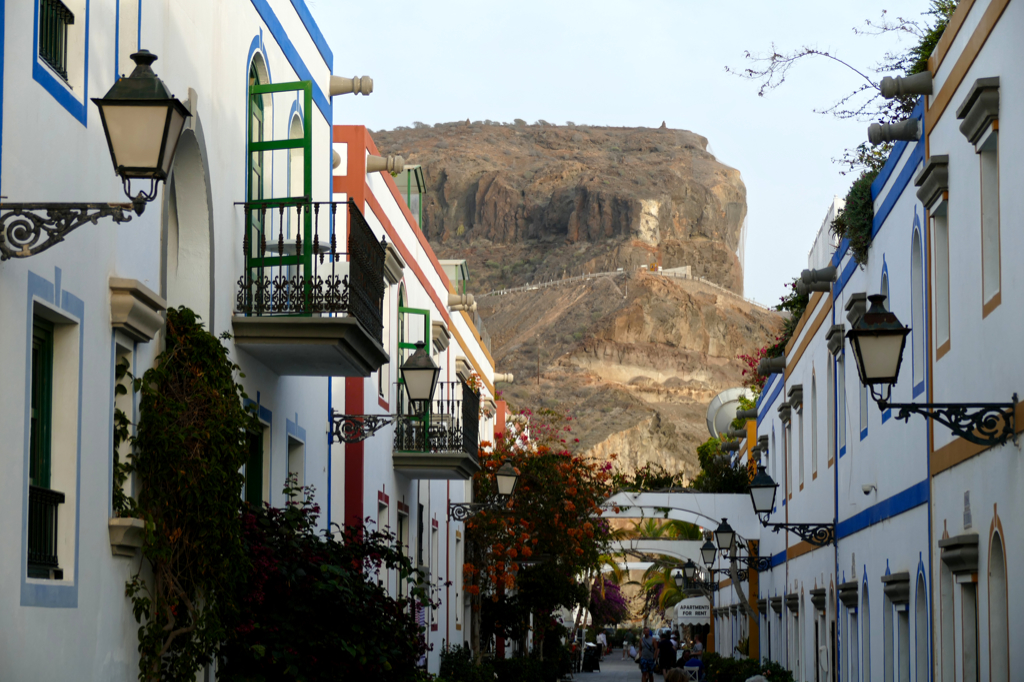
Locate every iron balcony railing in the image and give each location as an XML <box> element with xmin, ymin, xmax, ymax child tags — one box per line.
<box><xmin>39</xmin><ymin>0</ymin><xmax>74</xmax><ymax>81</ymax></box>
<box><xmin>394</xmin><ymin>381</ymin><xmax>479</xmax><ymax>456</ymax></box>
<box><xmin>236</xmin><ymin>199</ymin><xmax>387</xmax><ymax>341</ymax></box>
<box><xmin>28</xmin><ymin>485</ymin><xmax>65</xmax><ymax>578</ymax></box>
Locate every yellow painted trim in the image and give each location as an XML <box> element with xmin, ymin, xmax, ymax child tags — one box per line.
<box><xmin>931</xmin><ymin>399</ymin><xmax>1024</xmax><ymax>476</ymax></box>
<box><xmin>784</xmin><ymin>292</ymin><xmax>824</xmax><ymax>357</ymax></box>
<box><xmin>982</xmin><ymin>291</ymin><xmax>1001</xmax><ymax>318</ymax></box>
<box><xmin>786</xmin><ymin>539</ymin><xmax>822</xmax><ymax>562</ymax></box>
<box><xmin>926</xmin><ymin>0</ymin><xmax>1011</xmax><ymax>138</ymax></box>
<box><xmin>936</xmin><ymin>338</ymin><xmax>952</xmax><ymax>361</ymax></box>
<box><xmin>928</xmin><ymin>0</ymin><xmax>977</xmax><ymax>74</ymax></box>
<box><xmin>785</xmin><ymin>294</ymin><xmax>833</xmax><ymax>380</ymax></box>
<box><xmin>448</xmin><ymin>321</ymin><xmax>495</xmax><ymax>396</ymax></box>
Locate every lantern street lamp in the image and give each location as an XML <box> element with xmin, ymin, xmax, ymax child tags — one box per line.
<box><xmin>331</xmin><ymin>341</ymin><xmax>445</xmax><ymax>443</ymax></box>
<box><xmin>674</xmin><ymin>568</ymin><xmax>685</xmax><ymax>589</ymax></box>
<box><xmin>700</xmin><ymin>539</ymin><xmax>718</xmax><ymax>568</ymax></box>
<box><xmin>714</xmin><ymin>518</ymin><xmax>735</xmax><ymax>553</ymax></box>
<box><xmin>1</xmin><ymin>50</ymin><xmax>190</xmax><ymax>260</ymax></box>
<box><xmin>93</xmin><ymin>50</ymin><xmax>191</xmax><ymax>204</ymax></box>
<box><xmin>449</xmin><ymin>461</ymin><xmax>521</xmax><ymax>521</ymax></box>
<box><xmin>683</xmin><ymin>559</ymin><xmax>697</xmax><ymax>581</ymax></box>
<box><xmin>746</xmin><ymin>465</ymin><xmax>835</xmax><ymax>547</ymax></box>
<box><xmin>846</xmin><ymin>294</ymin><xmax>1015</xmax><ymax>447</ymax></box>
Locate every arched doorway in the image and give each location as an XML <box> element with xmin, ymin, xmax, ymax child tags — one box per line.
<box><xmin>989</xmin><ymin>533</ymin><xmax>1008</xmax><ymax>682</ymax></box>
<box><xmin>164</xmin><ymin>129</ymin><xmax>212</xmax><ymax>324</ymax></box>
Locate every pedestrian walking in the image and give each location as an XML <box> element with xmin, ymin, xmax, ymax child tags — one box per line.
<box><xmin>597</xmin><ymin>631</ymin><xmax>608</xmax><ymax>661</ymax></box>
<box><xmin>622</xmin><ymin>635</ymin><xmax>632</xmax><ymax>660</ymax></box>
<box><xmin>638</xmin><ymin>627</ymin><xmax>657</xmax><ymax>682</ymax></box>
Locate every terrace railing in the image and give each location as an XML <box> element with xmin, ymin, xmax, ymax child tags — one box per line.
<box><xmin>39</xmin><ymin>0</ymin><xmax>74</xmax><ymax>80</ymax></box>
<box><xmin>27</xmin><ymin>485</ymin><xmax>65</xmax><ymax>578</ymax></box>
<box><xmin>394</xmin><ymin>381</ymin><xmax>480</xmax><ymax>456</ymax></box>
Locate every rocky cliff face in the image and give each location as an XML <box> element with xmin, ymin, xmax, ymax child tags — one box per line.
<box><xmin>371</xmin><ymin>122</ymin><xmax>779</xmax><ymax>476</ymax></box>
<box><xmin>372</xmin><ymin>122</ymin><xmax>747</xmax><ymax>294</ymax></box>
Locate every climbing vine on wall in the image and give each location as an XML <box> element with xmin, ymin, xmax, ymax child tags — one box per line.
<box><xmin>126</xmin><ymin>307</ymin><xmax>258</xmax><ymax>682</ymax></box>
<box><xmin>831</xmin><ymin>168</ymin><xmax>880</xmax><ymax>267</ymax></box>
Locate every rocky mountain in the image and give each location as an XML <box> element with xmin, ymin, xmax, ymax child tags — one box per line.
<box><xmin>372</xmin><ymin>122</ymin><xmax>781</xmax><ymax>478</ymax></box>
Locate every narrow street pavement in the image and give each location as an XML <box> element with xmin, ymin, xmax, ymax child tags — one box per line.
<box><xmin>569</xmin><ymin>650</ymin><xmax>646</xmax><ymax>682</ymax></box>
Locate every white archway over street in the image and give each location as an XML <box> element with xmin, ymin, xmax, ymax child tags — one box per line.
<box><xmin>599</xmin><ymin>491</ymin><xmax>761</xmax><ymax>541</ymax></box>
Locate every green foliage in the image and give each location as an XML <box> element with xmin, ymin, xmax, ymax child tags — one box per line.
<box><xmin>690</xmin><ymin>437</ymin><xmax>751</xmax><ymax>494</ymax></box>
<box><xmin>112</xmin><ymin>355</ymin><xmax>135</xmax><ymax>517</ymax></box>
<box><xmin>438</xmin><ymin>643</ymin><xmax>564</xmax><ymax>682</ymax></box>
<box><xmin>220</xmin><ymin>479</ymin><xmax>433</xmax><ymax>681</ymax></box>
<box><xmin>703</xmin><ymin>652</ymin><xmax>795</xmax><ymax>682</ymax></box>
<box><xmin>610</xmin><ymin>461</ymin><xmax>687</xmax><ymax>492</ymax></box>
<box><xmin>832</xmin><ymin>168</ymin><xmax>881</xmax><ymax>267</ymax></box>
<box><xmin>126</xmin><ymin>307</ymin><xmax>258</xmax><ymax>681</ymax></box>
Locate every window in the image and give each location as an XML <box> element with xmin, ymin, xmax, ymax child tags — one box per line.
<box><xmin>911</xmin><ymin>231</ymin><xmax>925</xmax><ymax>391</ymax></box>
<box><xmin>244</xmin><ymin>426</ymin><xmax>268</xmax><ymax>506</ymax></box>
<box><xmin>863</xmin><ymin>584</ymin><xmax>872</xmax><ymax>682</ymax></box>
<box><xmin>38</xmin><ymin>0</ymin><xmax>75</xmax><ymax>81</ymax></box>
<box><xmin>378</xmin><ymin>502</ymin><xmax>390</xmax><ymax>594</ymax></box>
<box><xmin>798</xmin><ymin>405</ymin><xmax>804</xmax><ymax>489</ymax></box>
<box><xmin>379</xmin><ymin>286</ymin><xmax>392</xmax><ymax>400</ymax></box>
<box><xmin>771</xmin><ymin>430</ymin><xmax>777</xmax><ymax>485</ymax></box>
<box><xmin>112</xmin><ymin>344</ymin><xmax>134</xmax><ymax>509</ymax></box>
<box><xmin>934</xmin><ymin>212</ymin><xmax>951</xmax><ymax>351</ymax></box>
<box><xmin>939</xmin><ymin>563</ymin><xmax>954</xmax><ymax>682</ymax></box>
<box><xmin>884</xmin><ymin>593</ymin><xmax>894</xmax><ymax>682</ymax></box>
<box><xmin>880</xmin><ymin>272</ymin><xmax>889</xmax><ymax>310</ymax></box>
<box><xmin>249</xmin><ymin>63</ymin><xmax>265</xmax><ymax>206</ymax></box>
<box><xmin>430</xmin><ymin>525</ymin><xmax>439</xmax><ymax>628</ymax></box>
<box><xmin>898</xmin><ymin>606</ymin><xmax>910</xmax><ymax>682</ymax></box>
<box><xmin>28</xmin><ymin>318</ymin><xmax>61</xmax><ymax>580</ymax></box>
<box><xmin>398</xmin><ymin>510</ymin><xmax>410</xmax><ymax>597</ymax></box>
<box><xmin>962</xmin><ymin>583</ymin><xmax>979</xmax><ymax>682</ymax></box>
<box><xmin>915</xmin><ymin>576</ymin><xmax>927</xmax><ymax>682</ymax></box>
<box><xmin>827</xmin><ymin>360</ymin><xmax>835</xmax><ymax>465</ymax></box>
<box><xmin>860</xmin><ymin>380</ymin><xmax>868</xmax><ymax>439</ymax></box>
<box><xmin>850</xmin><ymin>610</ymin><xmax>860</xmax><ymax>682</ymax></box>
<box><xmin>455</xmin><ymin>534</ymin><xmax>463</xmax><ymax>628</ymax></box>
<box><xmin>811</xmin><ymin>373</ymin><xmax>818</xmax><ymax>478</ymax></box>
<box><xmin>785</xmin><ymin>424</ymin><xmax>792</xmax><ymax>499</ymax></box>
<box><xmin>116</xmin><ymin>0</ymin><xmax>139</xmax><ymax>79</ymax></box>
<box><xmin>979</xmin><ymin>132</ymin><xmax>1000</xmax><ymax>312</ymax></box>
<box><xmin>838</xmin><ymin>355</ymin><xmax>847</xmax><ymax>455</ymax></box>
<box><xmin>989</xmin><ymin>533</ymin><xmax>1008</xmax><ymax>682</ymax></box>
<box><xmin>288</xmin><ymin>114</ymin><xmax>304</xmax><ymax>239</ymax></box>
<box><xmin>287</xmin><ymin>436</ymin><xmax>304</xmax><ymax>497</ymax></box>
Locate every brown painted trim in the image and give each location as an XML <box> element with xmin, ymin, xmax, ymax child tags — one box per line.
<box><xmin>932</xmin><ymin>399</ymin><xmax>1024</xmax><ymax>475</ymax></box>
<box><xmin>928</xmin><ymin>0</ymin><xmax>978</xmax><ymax>73</ymax></box>
<box><xmin>812</xmin><ymin>471</ymin><xmax>818</xmax><ymax>481</ymax></box>
<box><xmin>827</xmin><ymin>458</ymin><xmax>834</xmax><ymax>468</ymax></box>
<box><xmin>785</xmin><ymin>292</ymin><xmax>825</xmax><ymax>359</ymax></box>
<box><xmin>459</xmin><ymin>310</ymin><xmax>496</xmax><ymax>368</ymax></box>
<box><xmin>982</xmin><ymin>291</ymin><xmax>1001</xmax><ymax>318</ymax></box>
<box><xmin>786</xmin><ymin>539</ymin><xmax>821</xmax><ymax>562</ymax></box>
<box><xmin>926</xmin><ymin>0</ymin><xmax>1011</xmax><ymax>138</ymax></box>
<box><xmin>936</xmin><ymin>339</ymin><xmax>952</xmax><ymax>361</ymax></box>
<box><xmin>785</xmin><ymin>294</ymin><xmax>833</xmax><ymax>380</ymax></box>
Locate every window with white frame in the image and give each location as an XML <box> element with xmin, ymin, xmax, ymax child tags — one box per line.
<box><xmin>979</xmin><ymin>130</ymin><xmax>1000</xmax><ymax>310</ymax></box>
<box><xmin>826</xmin><ymin>360</ymin><xmax>835</xmax><ymax>464</ymax></box>
<box><xmin>116</xmin><ymin>0</ymin><xmax>139</xmax><ymax>79</ymax></box>
<box><xmin>287</xmin><ymin>436</ymin><xmax>304</xmax><ymax>498</ymax></box>
<box><xmin>785</xmin><ymin>424</ymin><xmax>792</xmax><ymax>498</ymax></box>
<box><xmin>798</xmin><ymin>405</ymin><xmax>804</xmax><ymax>489</ymax></box>
<box><xmin>911</xmin><ymin>231</ymin><xmax>925</xmax><ymax>387</ymax></box>
<box><xmin>837</xmin><ymin>355</ymin><xmax>847</xmax><ymax>453</ymax></box>
<box><xmin>810</xmin><ymin>372</ymin><xmax>818</xmax><ymax>478</ymax></box>
<box><xmin>859</xmin><ymin>381</ymin><xmax>868</xmax><ymax>438</ymax></box>
<box><xmin>934</xmin><ymin>211</ymin><xmax>951</xmax><ymax>349</ymax></box>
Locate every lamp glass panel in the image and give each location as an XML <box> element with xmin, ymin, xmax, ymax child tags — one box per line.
<box><xmin>496</xmin><ymin>471</ymin><xmax>516</xmax><ymax>497</ymax></box>
<box><xmin>750</xmin><ymin>484</ymin><xmax>777</xmax><ymax>514</ymax></box>
<box><xmin>100</xmin><ymin>104</ymin><xmax>170</xmax><ymax>172</ymax></box>
<box><xmin>853</xmin><ymin>334</ymin><xmax>906</xmax><ymax>383</ymax></box>
<box><xmin>159</xmin><ymin>107</ymin><xmax>187</xmax><ymax>175</ymax></box>
<box><xmin>674</xmin><ymin>570</ymin><xmax>684</xmax><ymax>588</ymax></box>
<box><xmin>684</xmin><ymin>562</ymin><xmax>696</xmax><ymax>580</ymax></box>
<box><xmin>715</xmin><ymin>525</ymin><xmax>734</xmax><ymax>551</ymax></box>
<box><xmin>701</xmin><ymin>542</ymin><xmax>717</xmax><ymax>566</ymax></box>
<box><xmin>402</xmin><ymin>366</ymin><xmax>439</xmax><ymax>403</ymax></box>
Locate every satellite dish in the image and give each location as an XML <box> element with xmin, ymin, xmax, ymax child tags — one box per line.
<box><xmin>705</xmin><ymin>387</ymin><xmax>750</xmax><ymax>439</ymax></box>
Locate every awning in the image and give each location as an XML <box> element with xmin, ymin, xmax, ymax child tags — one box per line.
<box><xmin>675</xmin><ymin>596</ymin><xmax>710</xmax><ymax>626</ymax></box>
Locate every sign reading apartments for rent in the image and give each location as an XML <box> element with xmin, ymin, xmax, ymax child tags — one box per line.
<box><xmin>675</xmin><ymin>597</ymin><xmax>710</xmax><ymax>625</ymax></box>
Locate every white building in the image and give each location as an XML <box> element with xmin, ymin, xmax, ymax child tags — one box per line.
<box><xmin>0</xmin><ymin>1</ymin><xmax>495</xmax><ymax>677</ymax></box>
<box><xmin>714</xmin><ymin>1</ymin><xmax>1022</xmax><ymax>680</ymax></box>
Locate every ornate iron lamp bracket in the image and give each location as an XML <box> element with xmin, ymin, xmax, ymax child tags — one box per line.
<box><xmin>448</xmin><ymin>496</ymin><xmax>511</xmax><ymax>521</ymax></box>
<box><xmin>766</xmin><ymin>522</ymin><xmax>835</xmax><ymax>547</ymax></box>
<box><xmin>877</xmin><ymin>392</ymin><xmax>1017</xmax><ymax>448</ymax></box>
<box><xmin>329</xmin><ymin>410</ymin><xmax>397</xmax><ymax>444</ymax></box>
<box><xmin>0</xmin><ymin>201</ymin><xmax>143</xmax><ymax>260</ymax></box>
<box><xmin>735</xmin><ymin>554</ymin><xmax>773</xmax><ymax>572</ymax></box>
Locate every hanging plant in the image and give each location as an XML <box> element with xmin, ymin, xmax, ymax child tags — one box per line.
<box><xmin>831</xmin><ymin>168</ymin><xmax>880</xmax><ymax>267</ymax></box>
<box><xmin>126</xmin><ymin>307</ymin><xmax>258</xmax><ymax>682</ymax></box>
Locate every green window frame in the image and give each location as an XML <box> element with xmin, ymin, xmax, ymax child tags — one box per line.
<box><xmin>30</xmin><ymin>319</ymin><xmax>54</xmax><ymax>489</ymax></box>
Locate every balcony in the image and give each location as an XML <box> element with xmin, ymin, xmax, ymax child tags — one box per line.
<box><xmin>232</xmin><ymin>200</ymin><xmax>389</xmax><ymax>376</ymax></box>
<box><xmin>393</xmin><ymin>381</ymin><xmax>481</xmax><ymax>480</ymax></box>
<box><xmin>27</xmin><ymin>485</ymin><xmax>65</xmax><ymax>580</ymax></box>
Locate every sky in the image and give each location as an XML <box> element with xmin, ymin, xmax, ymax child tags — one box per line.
<box><xmin>306</xmin><ymin>0</ymin><xmax>930</xmax><ymax>307</ymax></box>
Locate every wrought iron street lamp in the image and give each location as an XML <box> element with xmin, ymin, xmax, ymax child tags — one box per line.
<box><xmin>331</xmin><ymin>341</ymin><xmax>441</xmax><ymax>444</ymax></box>
<box><xmin>674</xmin><ymin>568</ymin><xmax>685</xmax><ymax>589</ymax></box>
<box><xmin>448</xmin><ymin>462</ymin><xmax>521</xmax><ymax>521</ymax></box>
<box><xmin>683</xmin><ymin>559</ymin><xmax>697</xmax><ymax>581</ymax></box>
<box><xmin>700</xmin><ymin>539</ymin><xmax>718</xmax><ymax>567</ymax></box>
<box><xmin>846</xmin><ymin>294</ymin><xmax>1016</xmax><ymax>447</ymax></box>
<box><xmin>714</xmin><ymin>518</ymin><xmax>735</xmax><ymax>552</ymax></box>
<box><xmin>1</xmin><ymin>50</ymin><xmax>190</xmax><ymax>260</ymax></box>
<box><xmin>747</xmin><ymin>465</ymin><xmax>834</xmax><ymax>546</ymax></box>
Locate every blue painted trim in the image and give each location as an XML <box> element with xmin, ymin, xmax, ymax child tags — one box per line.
<box><xmin>833</xmin><ymin>254</ymin><xmax>858</xmax><ymax>297</ymax></box>
<box><xmin>831</xmin><ymin>237</ymin><xmax>850</xmax><ymax>269</ymax></box>
<box><xmin>286</xmin><ymin>415</ymin><xmax>306</xmax><ymax>442</ymax></box>
<box><xmin>113</xmin><ymin>0</ymin><xmax>143</xmax><ymax>80</ymax></box>
<box><xmin>871</xmin><ymin>99</ymin><xmax>925</xmax><ymax>198</ymax></box>
<box><xmin>21</xmin><ymin>269</ymin><xmax>84</xmax><ymax>608</ymax></box>
<box><xmin>32</xmin><ymin>0</ymin><xmax>90</xmax><ymax>125</ymax></box>
<box><xmin>836</xmin><ymin>479</ymin><xmax>928</xmax><ymax>539</ymax></box>
<box><xmin>771</xmin><ymin>549</ymin><xmax>787</xmax><ymax>568</ymax></box>
<box><xmin>757</xmin><ymin>375</ymin><xmax>784</xmax><ymax>427</ymax></box>
<box><xmin>839</xmin><ymin>445</ymin><xmax>846</xmax><ymax>458</ymax></box>
<box><xmin>882</xmin><ymin>408</ymin><xmax>892</xmax><ymax>424</ymax></box>
<box><xmin>289</xmin><ymin>0</ymin><xmax>332</xmax><ymax>69</ymax></box>
<box><xmin>872</xmin><ymin>143</ymin><xmax>925</xmax><ymax>238</ymax></box>
<box><xmin>249</xmin><ymin>0</ymin><xmax>330</xmax><ymax>120</ymax></box>
<box><xmin>860</xmin><ymin>426</ymin><xmax>868</xmax><ymax>441</ymax></box>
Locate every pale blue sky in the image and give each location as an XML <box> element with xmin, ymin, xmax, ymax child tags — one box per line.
<box><xmin>307</xmin><ymin>0</ymin><xmax>927</xmax><ymax>306</ymax></box>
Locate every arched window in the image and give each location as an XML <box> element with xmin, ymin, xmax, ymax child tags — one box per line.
<box><xmin>915</xmin><ymin>574</ymin><xmax>927</xmax><ymax>681</ymax></box>
<box><xmin>911</xmin><ymin>231</ymin><xmax>925</xmax><ymax>391</ymax></box>
<box><xmin>862</xmin><ymin>581</ymin><xmax>872</xmax><ymax>682</ymax></box>
<box><xmin>880</xmin><ymin>271</ymin><xmax>890</xmax><ymax>310</ymax></box>
<box><xmin>771</xmin><ymin>429</ymin><xmax>777</xmax><ymax>484</ymax></box>
<box><xmin>165</xmin><ymin>131</ymin><xmax>212</xmax><ymax>322</ymax></box>
<box><xmin>288</xmin><ymin>112</ymin><xmax>304</xmax><ymax>239</ymax></box>
<box><xmin>989</xmin><ymin>533</ymin><xmax>1009</xmax><ymax>682</ymax></box>
<box><xmin>939</xmin><ymin>562</ymin><xmax>954</xmax><ymax>681</ymax></box>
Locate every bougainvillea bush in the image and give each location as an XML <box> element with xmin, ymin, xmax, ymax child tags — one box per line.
<box><xmin>464</xmin><ymin>409</ymin><xmax>613</xmax><ymax>652</ymax></box>
<box><xmin>219</xmin><ymin>482</ymin><xmax>435</xmax><ymax>682</ymax></box>
<box><xmin>589</xmin><ymin>579</ymin><xmax>629</xmax><ymax>626</ymax></box>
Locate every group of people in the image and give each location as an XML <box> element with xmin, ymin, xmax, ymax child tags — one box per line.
<box><xmin>623</xmin><ymin>628</ymin><xmax>703</xmax><ymax>681</ymax></box>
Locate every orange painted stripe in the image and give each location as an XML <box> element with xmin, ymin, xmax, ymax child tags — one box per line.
<box><xmin>928</xmin><ymin>0</ymin><xmax>977</xmax><ymax>74</ymax></box>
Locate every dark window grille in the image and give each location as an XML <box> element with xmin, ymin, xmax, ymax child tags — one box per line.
<box><xmin>39</xmin><ymin>0</ymin><xmax>75</xmax><ymax>81</ymax></box>
<box><xmin>27</xmin><ymin>485</ymin><xmax>65</xmax><ymax>579</ymax></box>
<box><xmin>394</xmin><ymin>381</ymin><xmax>479</xmax><ymax>456</ymax></box>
